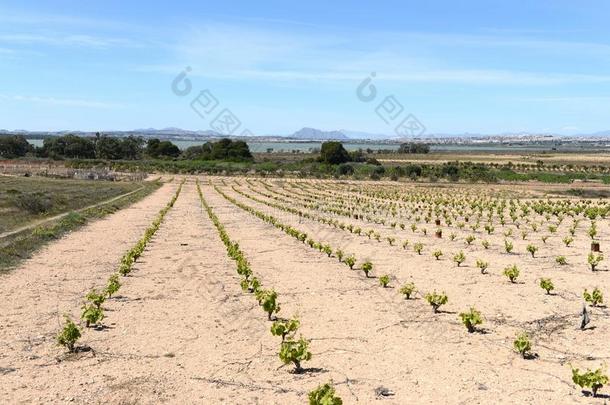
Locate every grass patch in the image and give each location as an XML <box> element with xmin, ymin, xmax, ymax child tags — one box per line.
<box><xmin>0</xmin><ymin>176</ymin><xmax>145</xmax><ymax>234</ymax></box>
<box><xmin>0</xmin><ymin>181</ymin><xmax>160</xmax><ymax>272</ymax></box>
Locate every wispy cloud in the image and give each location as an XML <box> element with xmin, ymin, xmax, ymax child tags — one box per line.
<box><xmin>0</xmin><ymin>33</ymin><xmax>146</xmax><ymax>49</ymax></box>
<box><xmin>0</xmin><ymin>94</ymin><xmax>126</xmax><ymax>109</ymax></box>
<box><xmin>164</xmin><ymin>23</ymin><xmax>610</xmax><ymax>87</ymax></box>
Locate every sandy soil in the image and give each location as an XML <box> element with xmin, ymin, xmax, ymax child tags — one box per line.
<box><xmin>2</xmin><ymin>176</ymin><xmax>609</xmax><ymax>404</ymax></box>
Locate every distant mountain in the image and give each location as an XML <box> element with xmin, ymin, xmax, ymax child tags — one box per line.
<box><xmin>290</xmin><ymin>127</ymin><xmax>349</xmax><ymax>140</ymax></box>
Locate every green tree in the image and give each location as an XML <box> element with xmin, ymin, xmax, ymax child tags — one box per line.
<box><xmin>319</xmin><ymin>141</ymin><xmax>350</xmax><ymax>164</ymax></box>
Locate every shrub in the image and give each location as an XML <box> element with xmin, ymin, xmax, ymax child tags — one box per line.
<box><xmin>556</xmin><ymin>256</ymin><xmax>567</xmax><ymax>265</ymax></box>
<box><xmin>279</xmin><ymin>337</ymin><xmax>312</xmax><ymax>373</ymax></box>
<box><xmin>526</xmin><ymin>244</ymin><xmax>538</xmax><ymax>258</ymax></box>
<box><xmin>86</xmin><ymin>289</ymin><xmax>105</xmax><ymax>308</ymax></box>
<box><xmin>379</xmin><ymin>275</ymin><xmax>390</xmax><ymax>287</ymax></box>
<box><xmin>541</xmin><ymin>235</ymin><xmax>548</xmax><ymax>244</ymax></box>
<box><xmin>459</xmin><ymin>307</ymin><xmax>483</xmax><ymax>333</ymax></box>
<box><xmin>271</xmin><ymin>318</ymin><xmax>300</xmax><ymax>341</ymax></box>
<box><xmin>481</xmin><ymin>240</ymin><xmax>490</xmax><ymax>249</ymax></box>
<box><xmin>13</xmin><ymin>192</ymin><xmax>53</xmax><ymax>214</ymax></box>
<box><xmin>344</xmin><ymin>255</ymin><xmax>356</xmax><ymax>269</ymax></box>
<box><xmin>256</xmin><ymin>289</ymin><xmax>281</xmax><ymax>320</ymax></box>
<box><xmin>335</xmin><ymin>249</ymin><xmax>344</xmax><ymax>262</ymax></box>
<box><xmin>465</xmin><ymin>235</ymin><xmax>476</xmax><ymax>245</ymax></box>
<box><xmin>56</xmin><ymin>316</ymin><xmax>81</xmax><ymax>352</ymax></box>
<box><xmin>399</xmin><ymin>282</ymin><xmax>417</xmax><ymax>299</ymax></box>
<box><xmin>361</xmin><ymin>260</ymin><xmax>373</xmax><ymax>277</ymax></box>
<box><xmin>503</xmin><ymin>265</ymin><xmax>520</xmax><ymax>283</ymax></box>
<box><xmin>105</xmin><ymin>273</ymin><xmax>121</xmax><ymax>298</ymax></box>
<box><xmin>563</xmin><ymin>236</ymin><xmax>574</xmax><ymax>247</ymax></box>
<box><xmin>571</xmin><ymin>365</ymin><xmax>608</xmax><ymax>397</ymax></box>
<box><xmin>449</xmin><ymin>232</ymin><xmax>457</xmax><ymax>241</ymax></box>
<box><xmin>425</xmin><ymin>291</ymin><xmax>448</xmax><ymax>313</ymax></box>
<box><xmin>513</xmin><ymin>332</ymin><xmax>532</xmax><ymax>358</ymax></box>
<box><xmin>453</xmin><ymin>251</ymin><xmax>466</xmax><ymax>267</ymax></box>
<box><xmin>322</xmin><ymin>244</ymin><xmax>333</xmax><ymax>257</ymax></box>
<box><xmin>539</xmin><ymin>278</ymin><xmax>554</xmax><ymax>295</ymax></box>
<box><xmin>588</xmin><ymin>253</ymin><xmax>603</xmax><ymax>271</ymax></box>
<box><xmin>308</xmin><ymin>382</ymin><xmax>343</xmax><ymax>405</ymax></box>
<box><xmin>386</xmin><ymin>237</ymin><xmax>395</xmax><ymax>246</ymax></box>
<box><xmin>81</xmin><ymin>303</ymin><xmax>104</xmax><ymax>327</ymax></box>
<box><xmin>476</xmin><ymin>259</ymin><xmax>489</xmax><ymax>274</ymax></box>
<box><xmin>402</xmin><ymin>240</ymin><xmax>409</xmax><ymax>250</ymax></box>
<box><xmin>413</xmin><ymin>242</ymin><xmax>424</xmax><ymax>255</ymax></box>
<box><xmin>240</xmin><ymin>276</ymin><xmax>260</xmax><ymax>293</ymax></box>
<box><xmin>504</xmin><ymin>239</ymin><xmax>514</xmax><ymax>253</ymax></box>
<box><xmin>583</xmin><ymin>288</ymin><xmax>603</xmax><ymax>307</ymax></box>
<box><xmin>433</xmin><ymin>250</ymin><xmax>443</xmax><ymax>260</ymax></box>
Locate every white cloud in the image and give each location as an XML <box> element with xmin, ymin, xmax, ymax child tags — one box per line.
<box><xmin>0</xmin><ymin>94</ymin><xmax>125</xmax><ymax>108</ymax></box>
<box><xmin>165</xmin><ymin>23</ymin><xmax>610</xmax><ymax>86</ymax></box>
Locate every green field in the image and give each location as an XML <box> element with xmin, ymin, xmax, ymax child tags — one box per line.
<box><xmin>0</xmin><ymin>175</ymin><xmax>160</xmax><ymax>271</ymax></box>
<box><xmin>0</xmin><ymin>175</ymin><xmax>144</xmax><ymax>234</ymax></box>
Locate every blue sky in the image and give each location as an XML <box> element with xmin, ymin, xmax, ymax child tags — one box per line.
<box><xmin>1</xmin><ymin>1</ymin><xmax>610</xmax><ymax>135</ymax></box>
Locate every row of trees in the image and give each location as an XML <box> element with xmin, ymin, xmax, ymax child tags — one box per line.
<box><xmin>0</xmin><ymin>134</ymin><xmax>252</xmax><ymax>161</ymax></box>
<box><xmin>0</xmin><ymin>135</ymin><xmax>33</xmax><ymax>158</ymax></box>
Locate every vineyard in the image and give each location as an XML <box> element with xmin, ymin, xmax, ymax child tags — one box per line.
<box><xmin>2</xmin><ymin>176</ymin><xmax>609</xmax><ymax>403</ymax></box>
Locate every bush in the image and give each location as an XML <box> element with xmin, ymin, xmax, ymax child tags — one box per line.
<box><xmin>526</xmin><ymin>244</ymin><xmax>538</xmax><ymax>258</ymax></box>
<box><xmin>571</xmin><ymin>365</ymin><xmax>608</xmax><ymax>397</ymax></box>
<box><xmin>308</xmin><ymin>382</ymin><xmax>343</xmax><ymax>405</ymax></box>
<box><xmin>279</xmin><ymin>337</ymin><xmax>312</xmax><ymax>373</ymax></box>
<box><xmin>476</xmin><ymin>259</ymin><xmax>489</xmax><ymax>274</ymax></box>
<box><xmin>344</xmin><ymin>255</ymin><xmax>356</xmax><ymax>269</ymax></box>
<box><xmin>413</xmin><ymin>242</ymin><xmax>424</xmax><ymax>255</ymax></box>
<box><xmin>425</xmin><ymin>291</ymin><xmax>448</xmax><ymax>313</ymax></box>
<box><xmin>105</xmin><ymin>273</ymin><xmax>121</xmax><ymax>298</ymax></box>
<box><xmin>583</xmin><ymin>288</ymin><xmax>603</xmax><ymax>307</ymax></box>
<box><xmin>556</xmin><ymin>256</ymin><xmax>567</xmax><ymax>265</ymax></box>
<box><xmin>256</xmin><ymin>289</ymin><xmax>281</xmax><ymax>320</ymax></box>
<box><xmin>539</xmin><ymin>278</ymin><xmax>554</xmax><ymax>294</ymax></box>
<box><xmin>81</xmin><ymin>304</ymin><xmax>104</xmax><ymax>327</ymax></box>
<box><xmin>588</xmin><ymin>253</ymin><xmax>603</xmax><ymax>271</ymax></box>
<box><xmin>13</xmin><ymin>192</ymin><xmax>53</xmax><ymax>214</ymax></box>
<box><xmin>459</xmin><ymin>307</ymin><xmax>483</xmax><ymax>333</ymax></box>
<box><xmin>399</xmin><ymin>282</ymin><xmax>417</xmax><ymax>299</ymax></box>
<box><xmin>504</xmin><ymin>239</ymin><xmax>514</xmax><ymax>253</ymax></box>
<box><xmin>503</xmin><ymin>265</ymin><xmax>520</xmax><ymax>283</ymax></box>
<box><xmin>56</xmin><ymin>316</ymin><xmax>81</xmax><ymax>352</ymax></box>
<box><xmin>379</xmin><ymin>275</ymin><xmax>390</xmax><ymax>287</ymax></box>
<box><xmin>361</xmin><ymin>260</ymin><xmax>373</xmax><ymax>277</ymax></box>
<box><xmin>86</xmin><ymin>289</ymin><xmax>106</xmax><ymax>308</ymax></box>
<box><xmin>453</xmin><ymin>251</ymin><xmax>466</xmax><ymax>267</ymax></box>
<box><xmin>513</xmin><ymin>332</ymin><xmax>532</xmax><ymax>358</ymax></box>
<box><xmin>433</xmin><ymin>250</ymin><xmax>443</xmax><ymax>260</ymax></box>
<box><xmin>271</xmin><ymin>318</ymin><xmax>300</xmax><ymax>341</ymax></box>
